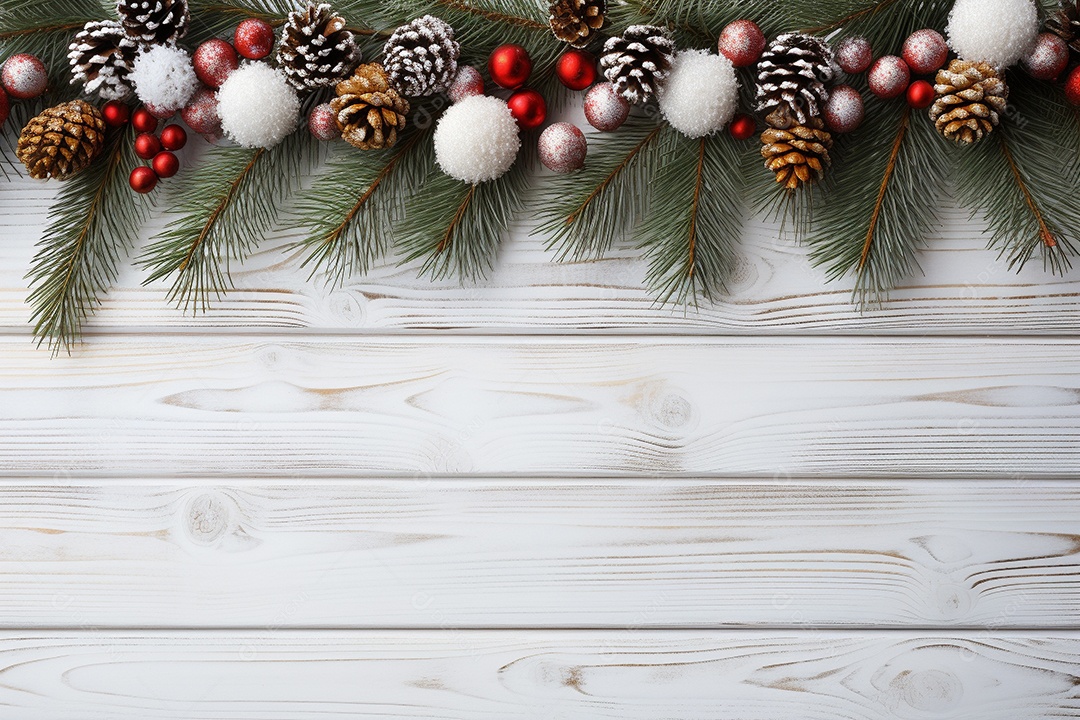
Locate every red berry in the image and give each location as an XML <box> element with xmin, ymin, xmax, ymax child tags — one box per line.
<box><xmin>129</xmin><ymin>165</ymin><xmax>158</xmax><ymax>193</ymax></box>
<box><xmin>234</xmin><ymin>18</ymin><xmax>275</xmax><ymax>60</ymax></box>
<box><xmin>160</xmin><ymin>124</ymin><xmax>187</xmax><ymax>151</ymax></box>
<box><xmin>101</xmin><ymin>100</ymin><xmax>130</xmax><ymax>127</ymax></box>
<box><xmin>717</xmin><ymin>20</ymin><xmax>766</xmax><ymax>68</ymax></box>
<box><xmin>488</xmin><ymin>44</ymin><xmax>532</xmax><ymax>89</ymax></box>
<box><xmin>506</xmin><ymin>88</ymin><xmax>546</xmax><ymax>130</ymax></box>
<box><xmin>131</xmin><ymin>108</ymin><xmax>159</xmax><ymax>134</ymax></box>
<box><xmin>193</xmin><ymin>38</ymin><xmax>239</xmax><ymax>88</ymax></box>
<box><xmin>728</xmin><ymin>113</ymin><xmax>756</xmax><ymax>140</ymax></box>
<box><xmin>1066</xmin><ymin>66</ymin><xmax>1080</xmax><ymax>106</ymax></box>
<box><xmin>555</xmin><ymin>49</ymin><xmax>596</xmax><ymax>91</ymax></box>
<box><xmin>152</xmin><ymin>151</ymin><xmax>180</xmax><ymax>178</ymax></box>
<box><xmin>134</xmin><ymin>132</ymin><xmax>162</xmax><ymax>160</ymax></box>
<box><xmin>906</xmin><ymin>79</ymin><xmax>935</xmax><ymax>109</ymax></box>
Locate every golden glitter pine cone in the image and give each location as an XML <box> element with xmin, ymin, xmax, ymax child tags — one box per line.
<box><xmin>17</xmin><ymin>100</ymin><xmax>108</xmax><ymax>180</ymax></box>
<box><xmin>760</xmin><ymin>119</ymin><xmax>832</xmax><ymax>190</ymax></box>
<box><xmin>331</xmin><ymin>63</ymin><xmax>410</xmax><ymax>150</ymax></box>
<box><xmin>929</xmin><ymin>59</ymin><xmax>1008</xmax><ymax>144</ymax></box>
<box><xmin>549</xmin><ymin>0</ymin><xmax>605</xmax><ymax>47</ymax></box>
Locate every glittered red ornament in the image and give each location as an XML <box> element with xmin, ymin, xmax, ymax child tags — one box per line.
<box><xmin>134</xmin><ymin>132</ymin><xmax>162</xmax><ymax>160</ymax></box>
<box><xmin>901</xmin><ymin>29</ymin><xmax>948</xmax><ymax>75</ymax></box>
<box><xmin>906</xmin><ymin>79</ymin><xmax>934</xmax><ymax>109</ymax></box>
<box><xmin>1022</xmin><ymin>33</ymin><xmax>1070</xmax><ymax>81</ymax></box>
<box><xmin>507</xmin><ymin>87</ymin><xmax>546</xmax><ymax>129</ymax></box>
<box><xmin>836</xmin><ymin>36</ymin><xmax>873</xmax><ymax>74</ymax></box>
<box><xmin>129</xmin><ymin>165</ymin><xmax>158</xmax><ymax>193</ymax></box>
<box><xmin>1</xmin><ymin>53</ymin><xmax>48</xmax><ymax>99</ymax></box>
<box><xmin>1066</xmin><ymin>66</ymin><xmax>1080</xmax><ymax>106</ymax></box>
<box><xmin>160</xmin><ymin>124</ymin><xmax>187</xmax><ymax>151</ymax></box>
<box><xmin>308</xmin><ymin>102</ymin><xmax>339</xmax><ymax>141</ymax></box>
<box><xmin>538</xmin><ymin>122</ymin><xmax>586</xmax><ymax>173</ymax></box>
<box><xmin>193</xmin><ymin>38</ymin><xmax>239</xmax><ymax>88</ymax></box>
<box><xmin>0</xmin><ymin>88</ymin><xmax>8</xmax><ymax>127</ymax></box>
<box><xmin>181</xmin><ymin>86</ymin><xmax>221</xmax><ymax>135</ymax></box>
<box><xmin>152</xmin><ymin>151</ymin><xmax>180</xmax><ymax>178</ymax></box>
<box><xmin>556</xmin><ymin>49</ymin><xmax>596</xmax><ymax>91</ymax></box>
<box><xmin>448</xmin><ymin>65</ymin><xmax>485</xmax><ymax>103</ymax></box>
<box><xmin>131</xmin><ymin>107</ymin><xmax>159</xmax><ymax>134</ymax></box>
<box><xmin>234</xmin><ymin>18</ymin><xmax>275</xmax><ymax>60</ymax></box>
<box><xmin>824</xmin><ymin>84</ymin><xmax>864</xmax><ymax>133</ymax></box>
<box><xmin>101</xmin><ymin>100</ymin><xmax>130</xmax><ymax>127</ymax></box>
<box><xmin>717</xmin><ymin>19</ymin><xmax>766</xmax><ymax>67</ymax></box>
<box><xmin>583</xmin><ymin>81</ymin><xmax>629</xmax><ymax>132</ymax></box>
<box><xmin>868</xmin><ymin>55</ymin><xmax>910</xmax><ymax>99</ymax></box>
<box><xmin>728</xmin><ymin>113</ymin><xmax>756</xmax><ymax>140</ymax></box>
<box><xmin>145</xmin><ymin>102</ymin><xmax>176</xmax><ymax>119</ymax></box>
<box><xmin>488</xmin><ymin>44</ymin><xmax>532</xmax><ymax>89</ymax></box>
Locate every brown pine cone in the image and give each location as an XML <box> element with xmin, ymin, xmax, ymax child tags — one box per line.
<box><xmin>1047</xmin><ymin>0</ymin><xmax>1080</xmax><ymax>55</ymax></box>
<box><xmin>116</xmin><ymin>0</ymin><xmax>189</xmax><ymax>45</ymax></box>
<box><xmin>929</xmin><ymin>59</ymin><xmax>1008</xmax><ymax>144</ymax></box>
<box><xmin>331</xmin><ymin>63</ymin><xmax>410</xmax><ymax>150</ymax></box>
<box><xmin>760</xmin><ymin>119</ymin><xmax>832</xmax><ymax>190</ymax></box>
<box><xmin>68</xmin><ymin>20</ymin><xmax>140</xmax><ymax>101</ymax></box>
<box><xmin>277</xmin><ymin>2</ymin><xmax>361</xmax><ymax>92</ymax></box>
<box><xmin>17</xmin><ymin>100</ymin><xmax>108</xmax><ymax>180</ymax></box>
<box><xmin>549</xmin><ymin>0</ymin><xmax>605</xmax><ymax>47</ymax></box>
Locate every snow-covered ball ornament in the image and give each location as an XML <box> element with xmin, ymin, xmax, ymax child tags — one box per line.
<box><xmin>946</xmin><ymin>0</ymin><xmax>1038</xmax><ymax>68</ymax></box>
<box><xmin>658</xmin><ymin>50</ymin><xmax>738</xmax><ymax>139</ymax></box>
<box><xmin>217</xmin><ymin>62</ymin><xmax>300</xmax><ymax>149</ymax></box>
<box><xmin>129</xmin><ymin>44</ymin><xmax>199</xmax><ymax>114</ymax></box>
<box><xmin>538</xmin><ymin>122</ymin><xmax>587</xmax><ymax>173</ymax></box>
<box><xmin>584</xmin><ymin>81</ymin><xmax>629</xmax><ymax>132</ymax></box>
<box><xmin>868</xmin><ymin>55</ymin><xmax>910</xmax><ymax>99</ymax></box>
<box><xmin>434</xmin><ymin>94</ymin><xmax>520</xmax><ymax>183</ymax></box>
<box><xmin>835</xmin><ymin>36</ymin><xmax>872</xmax><ymax>74</ymax></box>
<box><xmin>824</xmin><ymin>84</ymin><xmax>864</xmax><ymax>134</ymax></box>
<box><xmin>308</xmin><ymin>103</ymin><xmax>340</xmax><ymax>141</ymax></box>
<box><xmin>180</xmin><ymin>85</ymin><xmax>221</xmax><ymax>136</ymax></box>
<box><xmin>902</xmin><ymin>29</ymin><xmax>949</xmax><ymax>74</ymax></box>
<box><xmin>448</xmin><ymin>65</ymin><xmax>484</xmax><ymax>103</ymax></box>
<box><xmin>1021</xmin><ymin>33</ymin><xmax>1070</xmax><ymax>81</ymax></box>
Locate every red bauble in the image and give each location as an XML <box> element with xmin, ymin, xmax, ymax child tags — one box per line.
<box><xmin>131</xmin><ymin>107</ymin><xmax>159</xmax><ymax>133</ymax></box>
<box><xmin>181</xmin><ymin>86</ymin><xmax>221</xmax><ymax>135</ymax></box>
<box><xmin>538</xmin><ymin>122</ymin><xmax>587</xmax><ymax>173</ymax></box>
<box><xmin>193</xmin><ymin>38</ymin><xmax>239</xmax><ymax>88</ymax></box>
<box><xmin>728</xmin><ymin>113</ymin><xmax>756</xmax><ymax>140</ymax></box>
<box><xmin>556</xmin><ymin>49</ymin><xmax>596</xmax><ymax>91</ymax></box>
<box><xmin>145</xmin><ymin>102</ymin><xmax>175</xmax><ymax>119</ymax></box>
<box><xmin>0</xmin><ymin>88</ymin><xmax>8</xmax><ymax>127</ymax></box>
<box><xmin>583</xmin><ymin>82</ymin><xmax>629</xmax><ymax>132</ymax></box>
<box><xmin>1022</xmin><ymin>33</ymin><xmax>1070</xmax><ymax>81</ymax></box>
<box><xmin>134</xmin><ymin>132</ymin><xmax>162</xmax><ymax>160</ymax></box>
<box><xmin>901</xmin><ymin>29</ymin><xmax>948</xmax><ymax>75</ymax></box>
<box><xmin>506</xmin><ymin>88</ymin><xmax>546</xmax><ymax>130</ymax></box>
<box><xmin>836</xmin><ymin>36</ymin><xmax>873</xmax><ymax>74</ymax></box>
<box><xmin>1</xmin><ymin>53</ymin><xmax>48</xmax><ymax>99</ymax></box>
<box><xmin>488</xmin><ymin>44</ymin><xmax>532</xmax><ymax>89</ymax></box>
<box><xmin>129</xmin><ymin>166</ymin><xmax>158</xmax><ymax>193</ymax></box>
<box><xmin>160</xmin><ymin>124</ymin><xmax>187</xmax><ymax>150</ymax></box>
<box><xmin>152</xmin><ymin>151</ymin><xmax>180</xmax><ymax>178</ymax></box>
<box><xmin>234</xmin><ymin>18</ymin><xmax>275</xmax><ymax>60</ymax></box>
<box><xmin>448</xmin><ymin>65</ymin><xmax>485</xmax><ymax>103</ymax></box>
<box><xmin>308</xmin><ymin>103</ymin><xmax>340</xmax><ymax>141</ymax></box>
<box><xmin>906</xmin><ymin>79</ymin><xmax>935</xmax><ymax>109</ymax></box>
<box><xmin>824</xmin><ymin>84</ymin><xmax>865</xmax><ymax>133</ymax></box>
<box><xmin>868</xmin><ymin>55</ymin><xmax>911</xmax><ymax>99</ymax></box>
<box><xmin>717</xmin><ymin>19</ymin><xmax>766</xmax><ymax>68</ymax></box>
<box><xmin>1066</xmin><ymin>66</ymin><xmax>1080</xmax><ymax>106</ymax></box>
<box><xmin>101</xmin><ymin>100</ymin><xmax>130</xmax><ymax>127</ymax></box>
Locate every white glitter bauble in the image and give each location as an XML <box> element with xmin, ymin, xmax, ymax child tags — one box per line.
<box><xmin>434</xmin><ymin>95</ymin><xmax>520</xmax><ymax>183</ymax></box>
<box><xmin>538</xmin><ymin>122</ymin><xmax>587</xmax><ymax>173</ymax></box>
<box><xmin>217</xmin><ymin>63</ymin><xmax>301</xmax><ymax>149</ymax></box>
<box><xmin>946</xmin><ymin>0</ymin><xmax>1038</xmax><ymax>68</ymax></box>
<box><xmin>658</xmin><ymin>50</ymin><xmax>738</xmax><ymax>139</ymax></box>
<box><xmin>129</xmin><ymin>44</ymin><xmax>199</xmax><ymax>113</ymax></box>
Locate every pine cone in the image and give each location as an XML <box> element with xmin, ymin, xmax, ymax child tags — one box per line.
<box><xmin>68</xmin><ymin>20</ymin><xmax>139</xmax><ymax>101</ymax></box>
<box><xmin>760</xmin><ymin>118</ymin><xmax>832</xmax><ymax>190</ymax></box>
<box><xmin>17</xmin><ymin>100</ymin><xmax>108</xmax><ymax>180</ymax></box>
<box><xmin>116</xmin><ymin>0</ymin><xmax>189</xmax><ymax>44</ymax></box>
<box><xmin>277</xmin><ymin>3</ymin><xmax>360</xmax><ymax>92</ymax></box>
<box><xmin>929</xmin><ymin>59</ymin><xmax>1008</xmax><ymax>144</ymax></box>
<box><xmin>1047</xmin><ymin>0</ymin><xmax>1080</xmax><ymax>55</ymax></box>
<box><xmin>600</xmin><ymin>25</ymin><xmax>675</xmax><ymax>104</ymax></box>
<box><xmin>755</xmin><ymin>33</ymin><xmax>836</xmax><ymax>129</ymax></box>
<box><xmin>549</xmin><ymin>0</ymin><xmax>605</xmax><ymax>47</ymax></box>
<box><xmin>382</xmin><ymin>15</ymin><xmax>459</xmax><ymax>97</ymax></box>
<box><xmin>331</xmin><ymin>63</ymin><xmax>410</xmax><ymax>150</ymax></box>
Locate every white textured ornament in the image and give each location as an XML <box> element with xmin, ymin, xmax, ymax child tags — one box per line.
<box><xmin>434</xmin><ymin>95</ymin><xmax>520</xmax><ymax>183</ymax></box>
<box><xmin>946</xmin><ymin>0</ymin><xmax>1038</xmax><ymax>68</ymax></box>
<box><xmin>129</xmin><ymin>44</ymin><xmax>198</xmax><ymax>112</ymax></box>
<box><xmin>218</xmin><ymin>63</ymin><xmax>301</xmax><ymax>149</ymax></box>
<box><xmin>658</xmin><ymin>50</ymin><xmax>738</xmax><ymax>139</ymax></box>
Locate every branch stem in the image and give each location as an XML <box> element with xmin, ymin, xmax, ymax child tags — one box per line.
<box><xmin>566</xmin><ymin>125</ymin><xmax>662</xmax><ymax>226</ymax></box>
<box><xmin>859</xmin><ymin>106</ymin><xmax>909</xmax><ymax>271</ymax></box>
<box><xmin>1000</xmin><ymin>135</ymin><xmax>1056</xmax><ymax>249</ymax></box>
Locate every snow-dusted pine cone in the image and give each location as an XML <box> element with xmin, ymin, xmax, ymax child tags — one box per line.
<box><xmin>755</xmin><ymin>33</ymin><xmax>836</xmax><ymax>129</ymax></box>
<box><xmin>116</xmin><ymin>0</ymin><xmax>189</xmax><ymax>44</ymax></box>
<box><xmin>382</xmin><ymin>15</ymin><xmax>460</xmax><ymax>97</ymax></box>
<box><xmin>600</xmin><ymin>25</ymin><xmax>675</xmax><ymax>104</ymax></box>
<box><xmin>68</xmin><ymin>20</ymin><xmax>139</xmax><ymax>100</ymax></box>
<box><xmin>549</xmin><ymin>0</ymin><xmax>605</xmax><ymax>47</ymax></box>
<box><xmin>17</xmin><ymin>100</ymin><xmax>108</xmax><ymax>180</ymax></box>
<box><xmin>331</xmin><ymin>63</ymin><xmax>410</xmax><ymax>149</ymax></box>
<box><xmin>760</xmin><ymin>118</ymin><xmax>832</xmax><ymax>190</ymax></box>
<box><xmin>277</xmin><ymin>3</ymin><xmax>360</xmax><ymax>92</ymax></box>
<box><xmin>929</xmin><ymin>59</ymin><xmax>1008</xmax><ymax>144</ymax></box>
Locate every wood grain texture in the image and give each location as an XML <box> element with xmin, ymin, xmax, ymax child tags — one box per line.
<box><xmin>1</xmin><ymin>479</ymin><xmax>1077</xmax><ymax>628</ymax></box>
<box><xmin>0</xmin><ymin>631</ymin><xmax>1077</xmax><ymax>719</ymax></box>
<box><xmin>2</xmin><ymin>335</ymin><xmax>1078</xmax><ymax>477</ymax></box>
<box><xmin>2</xmin><ymin>181</ymin><xmax>1079</xmax><ymax>335</ymax></box>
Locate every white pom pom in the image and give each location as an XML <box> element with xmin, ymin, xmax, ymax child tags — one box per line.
<box><xmin>217</xmin><ymin>63</ymin><xmax>301</xmax><ymax>149</ymax></box>
<box><xmin>434</xmin><ymin>95</ymin><xmax>520</xmax><ymax>183</ymax></box>
<box><xmin>947</xmin><ymin>0</ymin><xmax>1038</xmax><ymax>67</ymax></box>
<box><xmin>129</xmin><ymin>44</ymin><xmax>198</xmax><ymax>112</ymax></box>
<box><xmin>658</xmin><ymin>50</ymin><xmax>739</xmax><ymax>139</ymax></box>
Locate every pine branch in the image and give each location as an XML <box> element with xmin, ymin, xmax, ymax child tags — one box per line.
<box><xmin>140</xmin><ymin>129</ymin><xmax>318</xmax><ymax>311</ymax></box>
<box><xmin>608</xmin><ymin>0</ymin><xmax>797</xmax><ymax>43</ymax></box>
<box><xmin>25</xmin><ymin>125</ymin><xmax>151</xmax><ymax>353</ymax></box>
<box><xmin>794</xmin><ymin>0</ymin><xmax>951</xmax><ymax>52</ymax></box>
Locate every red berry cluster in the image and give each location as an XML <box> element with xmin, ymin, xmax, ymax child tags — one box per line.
<box><xmin>108</xmin><ymin>105</ymin><xmax>188</xmax><ymax>194</ymax></box>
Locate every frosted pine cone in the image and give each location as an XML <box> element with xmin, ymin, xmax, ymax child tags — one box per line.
<box><xmin>116</xmin><ymin>0</ymin><xmax>189</xmax><ymax>44</ymax></box>
<box><xmin>760</xmin><ymin>118</ymin><xmax>832</xmax><ymax>190</ymax></box>
<box><xmin>929</xmin><ymin>59</ymin><xmax>1008</xmax><ymax>144</ymax></box>
<box><xmin>278</xmin><ymin>3</ymin><xmax>360</xmax><ymax>92</ymax></box>
<box><xmin>331</xmin><ymin>63</ymin><xmax>410</xmax><ymax>149</ymax></box>
<box><xmin>755</xmin><ymin>33</ymin><xmax>836</xmax><ymax>129</ymax></box>
<box><xmin>382</xmin><ymin>15</ymin><xmax>460</xmax><ymax>97</ymax></box>
<box><xmin>68</xmin><ymin>20</ymin><xmax>139</xmax><ymax>100</ymax></box>
<box><xmin>600</xmin><ymin>25</ymin><xmax>675</xmax><ymax>104</ymax></box>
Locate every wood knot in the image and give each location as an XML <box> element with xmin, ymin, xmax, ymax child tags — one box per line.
<box><xmin>184</xmin><ymin>492</ymin><xmax>232</xmax><ymax>545</ymax></box>
<box><xmin>653</xmin><ymin>393</ymin><xmax>693</xmax><ymax>429</ymax></box>
<box><xmin>888</xmin><ymin>669</ymin><xmax>963</xmax><ymax>713</ymax></box>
